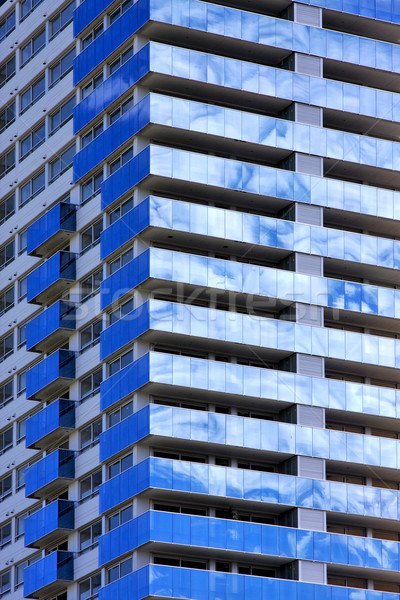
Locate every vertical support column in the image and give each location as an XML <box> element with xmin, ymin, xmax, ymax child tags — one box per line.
<box><xmin>280</xmin><ymin>11</ymin><xmax>327</xmax><ymax>574</ymax></box>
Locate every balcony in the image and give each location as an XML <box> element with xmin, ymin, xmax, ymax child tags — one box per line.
<box><xmin>25</xmin><ymin>449</ymin><xmax>75</xmax><ymax>498</ymax></box>
<box><xmin>26</xmin><ymin>399</ymin><xmax>75</xmax><ymax>449</ymax></box>
<box><xmin>26</xmin><ymin>350</ymin><xmax>75</xmax><ymax>400</ymax></box>
<box><xmin>24</xmin><ymin>551</ymin><xmax>73</xmax><ymax>598</ymax></box>
<box><xmin>24</xmin><ymin>500</ymin><xmax>74</xmax><ymax>548</ymax></box>
<box><xmin>99</xmin><ymin>564</ymin><xmax>383</xmax><ymax>600</ymax></box>
<box><xmin>27</xmin><ymin>251</ymin><xmax>76</xmax><ymax>305</ymax></box>
<box><xmin>100</xmin><ymin>203</ymin><xmax>145</xmax><ymax>260</ymax></box>
<box><xmin>26</xmin><ymin>301</ymin><xmax>76</xmax><ymax>353</ymax></box>
<box><xmin>100</xmin><ymin>355</ymin><xmax>150</xmax><ymax>411</ymax></box>
<box><xmin>27</xmin><ymin>202</ymin><xmax>77</xmax><ymax>257</ymax></box>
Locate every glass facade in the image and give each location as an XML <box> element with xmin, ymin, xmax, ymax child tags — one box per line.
<box><xmin>2</xmin><ymin>0</ymin><xmax>400</xmax><ymax>599</ymax></box>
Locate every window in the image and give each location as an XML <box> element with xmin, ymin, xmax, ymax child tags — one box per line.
<box><xmin>109</xmin><ymin>196</ymin><xmax>133</xmax><ymax>224</ymax></box>
<box><xmin>155</xmin><ymin>503</ymin><xmax>208</xmax><ymax>517</ymax></box>
<box><xmin>0</xmin><ymin>194</ymin><xmax>15</xmax><ymax>225</ymax></box>
<box><xmin>15</xmin><ymin>555</ymin><xmax>41</xmax><ymax>588</ymax></box>
<box><xmin>81</xmin><ymin>171</ymin><xmax>103</xmax><ymax>204</ymax></box>
<box><xmin>21</xmin><ymin>28</ymin><xmax>45</xmax><ymax>66</ymax></box>
<box><xmin>0</xmin><ymin>147</ymin><xmax>15</xmax><ymax>178</ymax></box>
<box><xmin>80</xmin><ymin>419</ymin><xmax>102</xmax><ymax>451</ymax></box>
<box><xmin>109</xmin><ymin>247</ymin><xmax>133</xmax><ymax>275</ymax></box>
<box><xmin>16</xmin><ymin>459</ymin><xmax>38</xmax><ymax>491</ymax></box>
<box><xmin>0</xmin><ymin>101</ymin><xmax>15</xmax><ymax>133</ymax></box>
<box><xmin>153</xmin><ymin>397</ymin><xmax>207</xmax><ymax>411</ymax></box>
<box><xmin>0</xmin><ymin>333</ymin><xmax>13</xmax><ymax>363</ymax></box>
<box><xmin>109</xmin><ymin>44</ymin><xmax>133</xmax><ymax>75</ymax></box>
<box><xmin>20</xmin><ymin>123</ymin><xmax>45</xmax><ymax>160</ymax></box>
<box><xmin>81</xmin><ymin>121</ymin><xmax>103</xmax><ymax>148</ymax></box>
<box><xmin>0</xmin><ymin>380</ymin><xmax>13</xmax><ymax>409</ymax></box>
<box><xmin>47</xmin><ymin>540</ymin><xmax>68</xmax><ymax>554</ymax></box>
<box><xmin>20</xmin><ymin>75</ymin><xmax>45</xmax><ymax>114</ymax></box>
<box><xmin>45</xmin><ymin>594</ymin><xmax>67</xmax><ymax>600</ymax></box>
<box><xmin>50</xmin><ymin>96</ymin><xmax>75</xmax><ymax>135</ymax></box>
<box><xmin>49</xmin><ymin>47</ymin><xmax>75</xmax><ymax>88</ymax></box>
<box><xmin>50</xmin><ymin>1</ymin><xmax>75</xmax><ymax>39</ymax></box>
<box><xmin>0</xmin><ymin>55</ymin><xmax>16</xmax><ymax>88</ymax></box>
<box><xmin>80</xmin><ymin>319</ymin><xmax>102</xmax><ymax>352</ymax></box>
<box><xmin>17</xmin><ymin>370</ymin><xmax>26</xmax><ymax>395</ymax></box>
<box><xmin>0</xmin><ymin>570</ymin><xmax>10</xmax><ymax>596</ymax></box>
<box><xmin>107</xmin><ymin>556</ymin><xmax>132</xmax><ymax>583</ymax></box>
<box><xmin>374</xmin><ymin>582</ymin><xmax>400</xmax><ymax>593</ymax></box>
<box><xmin>80</xmin><ymin>368</ymin><xmax>102</xmax><ymax>400</ymax></box>
<box><xmin>153</xmin><ymin>450</ymin><xmax>207</xmax><ymax>464</ymax></box>
<box><xmin>18</xmin><ymin>324</ymin><xmax>27</xmax><ymax>349</ymax></box>
<box><xmin>18</xmin><ymin>276</ymin><xmax>27</xmax><ymax>301</ymax></box>
<box><xmin>109</xmin><ymin>146</ymin><xmax>133</xmax><ymax>175</ymax></box>
<box><xmin>153</xmin><ymin>558</ymin><xmax>209</xmax><ymax>572</ymax></box>
<box><xmin>108</xmin><ymin>452</ymin><xmax>133</xmax><ymax>479</ymax></box>
<box><xmin>0</xmin><ymin>474</ymin><xmax>12</xmax><ymax>501</ymax></box>
<box><xmin>20</xmin><ymin>0</ymin><xmax>44</xmax><ymax>21</ymax></box>
<box><xmin>20</xmin><ymin>170</ymin><xmax>45</xmax><ymax>206</ymax></box>
<box><xmin>80</xmin><ymin>268</ymin><xmax>103</xmax><ymax>302</ymax></box>
<box><xmin>79</xmin><ymin>573</ymin><xmax>101</xmax><ymax>600</ymax></box>
<box><xmin>0</xmin><ymin>287</ymin><xmax>14</xmax><ymax>317</ymax></box>
<box><xmin>79</xmin><ymin>521</ymin><xmax>101</xmax><ymax>552</ymax></box>
<box><xmin>327</xmin><ymin>576</ymin><xmax>367</xmax><ymax>589</ymax></box>
<box><xmin>109</xmin><ymin>95</ymin><xmax>133</xmax><ymax>126</ymax></box>
<box><xmin>79</xmin><ymin>470</ymin><xmax>102</xmax><ymax>500</ymax></box>
<box><xmin>0</xmin><ymin>10</ymin><xmax>15</xmax><ymax>42</ymax></box>
<box><xmin>109</xmin><ymin>0</ymin><xmax>133</xmax><ymax>24</ymax></box>
<box><xmin>49</xmin><ymin>144</ymin><xmax>75</xmax><ymax>182</ymax></box>
<box><xmin>238</xmin><ymin>565</ymin><xmax>276</xmax><ymax>577</ymax></box>
<box><xmin>372</xmin><ymin>528</ymin><xmax>400</xmax><ymax>542</ymax></box>
<box><xmin>0</xmin><ymin>523</ymin><xmax>11</xmax><ymax>548</ymax></box>
<box><xmin>81</xmin><ymin>72</ymin><xmax>103</xmax><ymax>100</ymax></box>
<box><xmin>109</xmin><ymin>348</ymin><xmax>133</xmax><ymax>377</ymax></box>
<box><xmin>15</xmin><ymin>506</ymin><xmax>40</xmax><ymax>540</ymax></box>
<box><xmin>108</xmin><ymin>504</ymin><xmax>133</xmax><ymax>531</ymax></box>
<box><xmin>81</xmin><ymin>23</ymin><xmax>103</xmax><ymax>50</ymax></box>
<box><xmin>109</xmin><ymin>298</ymin><xmax>133</xmax><ymax>326</ymax></box>
<box><xmin>109</xmin><ymin>399</ymin><xmax>133</xmax><ymax>428</ymax></box>
<box><xmin>18</xmin><ymin>230</ymin><xmax>27</xmax><ymax>256</ymax></box>
<box><xmin>0</xmin><ymin>427</ymin><xmax>13</xmax><ymax>455</ymax></box>
<box><xmin>17</xmin><ymin>419</ymin><xmax>26</xmax><ymax>443</ymax></box>
<box><xmin>16</xmin><ymin>464</ymin><xmax>27</xmax><ymax>490</ymax></box>
<box><xmin>81</xmin><ymin>219</ymin><xmax>103</xmax><ymax>253</ymax></box>
<box><xmin>328</xmin><ymin>524</ymin><xmax>366</xmax><ymax>537</ymax></box>
<box><xmin>16</xmin><ymin>514</ymin><xmax>26</xmax><ymax>540</ymax></box>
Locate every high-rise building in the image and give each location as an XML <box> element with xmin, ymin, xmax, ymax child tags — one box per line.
<box><xmin>2</xmin><ymin>0</ymin><xmax>400</xmax><ymax>598</ymax></box>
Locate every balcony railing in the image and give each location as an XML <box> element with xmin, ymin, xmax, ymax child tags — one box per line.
<box><xmin>27</xmin><ymin>201</ymin><xmax>77</xmax><ymax>257</ymax></box>
<box><xmin>26</xmin><ymin>300</ymin><xmax>76</xmax><ymax>353</ymax></box>
<box><xmin>26</xmin><ymin>399</ymin><xmax>75</xmax><ymax>449</ymax></box>
<box><xmin>25</xmin><ymin>449</ymin><xmax>75</xmax><ymax>499</ymax></box>
<box><xmin>24</xmin><ymin>550</ymin><xmax>73</xmax><ymax>598</ymax></box>
<box><xmin>27</xmin><ymin>251</ymin><xmax>76</xmax><ymax>305</ymax></box>
<box><xmin>26</xmin><ymin>350</ymin><xmax>75</xmax><ymax>400</ymax></box>
<box><xmin>24</xmin><ymin>500</ymin><xmax>74</xmax><ymax>548</ymax></box>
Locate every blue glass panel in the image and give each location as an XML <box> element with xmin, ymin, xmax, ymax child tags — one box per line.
<box><xmin>26</xmin><ymin>350</ymin><xmax>75</xmax><ymax>401</ymax></box>
<box><xmin>27</xmin><ymin>202</ymin><xmax>76</xmax><ymax>257</ymax></box>
<box><xmin>74</xmin><ymin>2</ymin><xmax>150</xmax><ymax>84</ymax></box>
<box><xmin>24</xmin><ymin>500</ymin><xmax>74</xmax><ymax>548</ymax></box>
<box><xmin>26</xmin><ymin>301</ymin><xmax>76</xmax><ymax>353</ymax></box>
<box><xmin>26</xmin><ymin>399</ymin><xmax>75</xmax><ymax>449</ymax></box>
<box><xmin>27</xmin><ymin>252</ymin><xmax>76</xmax><ymax>305</ymax></box>
<box><xmin>74</xmin><ymin>96</ymin><xmax>151</xmax><ymax>181</ymax></box>
<box><xmin>24</xmin><ymin>551</ymin><xmax>73</xmax><ymax>598</ymax></box>
<box><xmin>100</xmin><ymin>355</ymin><xmax>150</xmax><ymax>411</ymax></box>
<box><xmin>25</xmin><ymin>450</ymin><xmax>75</xmax><ymax>498</ymax></box>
